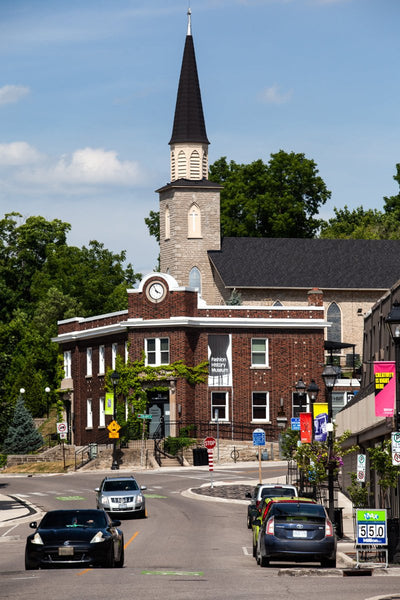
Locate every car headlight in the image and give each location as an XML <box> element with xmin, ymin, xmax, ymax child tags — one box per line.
<box><xmin>90</xmin><ymin>531</ymin><xmax>105</xmax><ymax>544</ymax></box>
<box><xmin>100</xmin><ymin>495</ymin><xmax>110</xmax><ymax>506</ymax></box>
<box><xmin>136</xmin><ymin>494</ymin><xmax>144</xmax><ymax>504</ymax></box>
<box><xmin>31</xmin><ymin>532</ymin><xmax>44</xmax><ymax>545</ymax></box>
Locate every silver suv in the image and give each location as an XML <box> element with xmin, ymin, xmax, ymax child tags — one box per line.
<box><xmin>95</xmin><ymin>476</ymin><xmax>147</xmax><ymax>517</ymax></box>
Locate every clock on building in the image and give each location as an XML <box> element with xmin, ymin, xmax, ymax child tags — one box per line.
<box><xmin>146</xmin><ymin>281</ymin><xmax>167</xmax><ymax>303</ymax></box>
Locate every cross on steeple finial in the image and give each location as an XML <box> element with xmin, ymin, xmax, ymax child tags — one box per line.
<box><xmin>187</xmin><ymin>7</ymin><xmax>192</xmax><ymax>36</ymax></box>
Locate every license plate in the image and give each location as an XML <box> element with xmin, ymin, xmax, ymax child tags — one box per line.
<box><xmin>292</xmin><ymin>530</ymin><xmax>307</xmax><ymax>538</ymax></box>
<box><xmin>58</xmin><ymin>547</ymin><xmax>74</xmax><ymax>556</ymax></box>
<box><xmin>119</xmin><ymin>503</ymin><xmax>127</xmax><ymax>509</ymax></box>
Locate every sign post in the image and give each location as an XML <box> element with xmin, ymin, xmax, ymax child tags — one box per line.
<box><xmin>357</xmin><ymin>453</ymin><xmax>366</xmax><ymax>482</ymax></box>
<box><xmin>204</xmin><ymin>437</ymin><xmax>216</xmax><ymax>488</ymax></box>
<box><xmin>252</xmin><ymin>428</ymin><xmax>265</xmax><ymax>484</ymax></box>
<box><xmin>356</xmin><ymin>508</ymin><xmax>388</xmax><ymax>567</ymax></box>
<box><xmin>391</xmin><ymin>432</ymin><xmax>400</xmax><ymax>466</ymax></box>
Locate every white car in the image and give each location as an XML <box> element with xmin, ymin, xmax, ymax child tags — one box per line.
<box><xmin>246</xmin><ymin>483</ymin><xmax>298</xmax><ymax>528</ymax></box>
<box><xmin>95</xmin><ymin>476</ymin><xmax>147</xmax><ymax>517</ymax></box>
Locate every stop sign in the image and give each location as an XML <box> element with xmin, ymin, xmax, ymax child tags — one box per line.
<box><xmin>204</xmin><ymin>437</ymin><xmax>216</xmax><ymax>450</ymax></box>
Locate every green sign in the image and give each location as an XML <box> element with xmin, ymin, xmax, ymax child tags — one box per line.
<box><xmin>138</xmin><ymin>414</ymin><xmax>152</xmax><ymax>419</ymax></box>
<box><xmin>356</xmin><ymin>508</ymin><xmax>387</xmax><ymax>545</ymax></box>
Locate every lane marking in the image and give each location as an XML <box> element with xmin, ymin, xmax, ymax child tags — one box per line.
<box><xmin>78</xmin><ymin>568</ymin><xmax>92</xmax><ymax>576</ymax></box>
<box><xmin>141</xmin><ymin>570</ymin><xmax>204</xmax><ymax>576</ymax></box>
<box><xmin>124</xmin><ymin>531</ymin><xmax>139</xmax><ymax>549</ymax></box>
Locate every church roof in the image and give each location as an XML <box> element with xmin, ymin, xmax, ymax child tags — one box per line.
<box><xmin>169</xmin><ymin>14</ymin><xmax>209</xmax><ymax>146</ymax></box>
<box><xmin>156</xmin><ymin>177</ymin><xmax>221</xmax><ymax>193</ymax></box>
<box><xmin>208</xmin><ymin>237</ymin><xmax>400</xmax><ymax>290</ymax></box>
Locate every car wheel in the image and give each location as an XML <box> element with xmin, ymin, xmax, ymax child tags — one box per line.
<box><xmin>25</xmin><ymin>551</ymin><xmax>37</xmax><ymax>570</ymax></box>
<box><xmin>104</xmin><ymin>545</ymin><xmax>115</xmax><ymax>568</ymax></box>
<box><xmin>247</xmin><ymin>515</ymin><xmax>252</xmax><ymax>529</ymax></box>
<box><xmin>114</xmin><ymin>544</ymin><xmax>124</xmax><ymax>568</ymax></box>
<box><xmin>260</xmin><ymin>554</ymin><xmax>269</xmax><ymax>568</ymax></box>
<box><xmin>321</xmin><ymin>557</ymin><xmax>336</xmax><ymax>568</ymax></box>
<box><xmin>252</xmin><ymin>542</ymin><xmax>257</xmax><ymax>558</ymax></box>
<box><xmin>139</xmin><ymin>508</ymin><xmax>146</xmax><ymax>519</ymax></box>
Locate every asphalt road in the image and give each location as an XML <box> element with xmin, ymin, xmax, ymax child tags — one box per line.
<box><xmin>1</xmin><ymin>463</ymin><xmax>400</xmax><ymax>600</ymax></box>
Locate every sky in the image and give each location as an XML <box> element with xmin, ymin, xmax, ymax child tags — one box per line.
<box><xmin>0</xmin><ymin>0</ymin><xmax>399</xmax><ymax>276</ymax></box>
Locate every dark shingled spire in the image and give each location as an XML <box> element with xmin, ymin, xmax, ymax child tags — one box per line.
<box><xmin>169</xmin><ymin>10</ymin><xmax>209</xmax><ymax>146</ymax></box>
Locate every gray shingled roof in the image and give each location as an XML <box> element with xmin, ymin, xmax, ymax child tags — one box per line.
<box><xmin>169</xmin><ymin>33</ymin><xmax>209</xmax><ymax>145</ymax></box>
<box><xmin>155</xmin><ymin>178</ymin><xmax>222</xmax><ymax>193</ymax></box>
<box><xmin>208</xmin><ymin>238</ymin><xmax>400</xmax><ymax>289</ymax></box>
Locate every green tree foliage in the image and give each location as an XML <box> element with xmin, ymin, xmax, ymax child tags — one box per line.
<box><xmin>367</xmin><ymin>440</ymin><xmax>400</xmax><ymax>508</ymax></box>
<box><xmin>319</xmin><ymin>205</ymin><xmax>400</xmax><ymax>239</ymax></box>
<box><xmin>209</xmin><ymin>151</ymin><xmax>330</xmax><ymax>238</ymax></box>
<box><xmin>2</xmin><ymin>394</ymin><xmax>44</xmax><ymax>454</ymax></box>
<box><xmin>0</xmin><ymin>213</ymin><xmax>141</xmax><ymax>444</ymax></box>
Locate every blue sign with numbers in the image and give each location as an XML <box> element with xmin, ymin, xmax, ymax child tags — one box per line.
<box><xmin>252</xmin><ymin>428</ymin><xmax>265</xmax><ymax>446</ymax></box>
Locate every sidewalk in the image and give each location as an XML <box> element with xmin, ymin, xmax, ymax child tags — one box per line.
<box><xmin>0</xmin><ymin>493</ymin><xmax>40</xmax><ymax>528</ymax></box>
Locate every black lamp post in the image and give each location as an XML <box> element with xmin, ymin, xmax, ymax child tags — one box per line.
<box><xmin>295</xmin><ymin>377</ymin><xmax>306</xmax><ymax>414</ymax></box>
<box><xmin>385</xmin><ymin>300</ymin><xmax>400</xmax><ymax>432</ymax></box>
<box><xmin>322</xmin><ymin>364</ymin><xmax>339</xmax><ymax>523</ymax></box>
<box><xmin>110</xmin><ymin>370</ymin><xmax>120</xmax><ymax>470</ymax></box>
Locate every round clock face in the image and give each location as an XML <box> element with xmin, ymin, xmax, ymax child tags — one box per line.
<box><xmin>147</xmin><ymin>281</ymin><xmax>166</xmax><ymax>302</ymax></box>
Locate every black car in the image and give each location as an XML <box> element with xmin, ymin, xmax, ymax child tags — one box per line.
<box><xmin>25</xmin><ymin>509</ymin><xmax>124</xmax><ymax>570</ymax></box>
<box><xmin>256</xmin><ymin>500</ymin><xmax>336</xmax><ymax>568</ymax></box>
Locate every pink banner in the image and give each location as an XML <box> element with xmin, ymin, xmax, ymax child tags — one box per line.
<box><xmin>374</xmin><ymin>361</ymin><xmax>396</xmax><ymax>417</ymax></box>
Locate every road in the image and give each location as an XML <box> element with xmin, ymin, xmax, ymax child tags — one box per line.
<box><xmin>0</xmin><ymin>463</ymin><xmax>399</xmax><ymax>600</ymax></box>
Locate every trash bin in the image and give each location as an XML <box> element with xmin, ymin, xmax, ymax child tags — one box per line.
<box><xmin>193</xmin><ymin>447</ymin><xmax>208</xmax><ymax>466</ymax></box>
<box><xmin>333</xmin><ymin>507</ymin><xmax>343</xmax><ymax>539</ymax></box>
<box><xmin>89</xmin><ymin>443</ymin><xmax>98</xmax><ymax>459</ymax></box>
<box><xmin>261</xmin><ymin>450</ymin><xmax>269</xmax><ymax>461</ymax></box>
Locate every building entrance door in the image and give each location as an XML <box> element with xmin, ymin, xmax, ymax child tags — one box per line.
<box><xmin>147</xmin><ymin>391</ymin><xmax>170</xmax><ymax>438</ymax></box>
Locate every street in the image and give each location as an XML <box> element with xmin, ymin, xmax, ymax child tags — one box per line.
<box><xmin>0</xmin><ymin>463</ymin><xmax>400</xmax><ymax>600</ymax></box>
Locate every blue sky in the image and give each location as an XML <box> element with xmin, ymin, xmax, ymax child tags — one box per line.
<box><xmin>0</xmin><ymin>0</ymin><xmax>399</xmax><ymax>275</ymax></box>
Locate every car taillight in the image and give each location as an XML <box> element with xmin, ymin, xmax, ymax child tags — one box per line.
<box><xmin>266</xmin><ymin>517</ymin><xmax>275</xmax><ymax>535</ymax></box>
<box><xmin>325</xmin><ymin>518</ymin><xmax>334</xmax><ymax>537</ymax></box>
<box><xmin>256</xmin><ymin>500</ymin><xmax>261</xmax><ymax>509</ymax></box>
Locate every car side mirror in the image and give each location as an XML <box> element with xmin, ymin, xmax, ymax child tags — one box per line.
<box><xmin>111</xmin><ymin>520</ymin><xmax>121</xmax><ymax>527</ymax></box>
<box><xmin>29</xmin><ymin>521</ymin><xmax>37</xmax><ymax>529</ymax></box>
<box><xmin>140</xmin><ymin>485</ymin><xmax>147</xmax><ymax>491</ymax></box>
<box><xmin>94</xmin><ymin>487</ymin><xmax>100</xmax><ymax>492</ymax></box>
<box><xmin>245</xmin><ymin>492</ymin><xmax>251</xmax><ymax>498</ymax></box>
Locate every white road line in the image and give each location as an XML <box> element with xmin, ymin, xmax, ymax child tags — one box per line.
<box><xmin>242</xmin><ymin>547</ymin><xmax>252</xmax><ymax>556</ymax></box>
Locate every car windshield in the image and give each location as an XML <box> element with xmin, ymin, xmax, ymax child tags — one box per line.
<box><xmin>103</xmin><ymin>480</ymin><xmax>139</xmax><ymax>492</ymax></box>
<box><xmin>261</xmin><ymin>488</ymin><xmax>296</xmax><ymax>499</ymax></box>
<box><xmin>270</xmin><ymin>503</ymin><xmax>326</xmax><ymax>519</ymax></box>
<box><xmin>40</xmin><ymin>511</ymin><xmax>107</xmax><ymax>529</ymax></box>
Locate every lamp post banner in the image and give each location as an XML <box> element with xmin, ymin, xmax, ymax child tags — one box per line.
<box><xmin>105</xmin><ymin>392</ymin><xmax>114</xmax><ymax>415</ymax></box>
<box><xmin>313</xmin><ymin>402</ymin><xmax>328</xmax><ymax>442</ymax></box>
<box><xmin>300</xmin><ymin>413</ymin><xmax>312</xmax><ymax>443</ymax></box>
<box><xmin>374</xmin><ymin>361</ymin><xmax>396</xmax><ymax>417</ymax></box>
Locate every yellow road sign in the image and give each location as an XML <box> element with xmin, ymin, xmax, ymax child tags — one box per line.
<box><xmin>108</xmin><ymin>431</ymin><xmax>119</xmax><ymax>439</ymax></box>
<box><xmin>107</xmin><ymin>420</ymin><xmax>121</xmax><ymax>433</ymax></box>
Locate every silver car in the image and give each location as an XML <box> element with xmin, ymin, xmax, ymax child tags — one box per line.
<box><xmin>95</xmin><ymin>476</ymin><xmax>147</xmax><ymax>517</ymax></box>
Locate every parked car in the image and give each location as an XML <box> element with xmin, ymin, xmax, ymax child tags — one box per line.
<box><xmin>256</xmin><ymin>499</ymin><xmax>336</xmax><ymax>568</ymax></box>
<box><xmin>246</xmin><ymin>483</ymin><xmax>298</xmax><ymax>528</ymax></box>
<box><xmin>95</xmin><ymin>475</ymin><xmax>146</xmax><ymax>517</ymax></box>
<box><xmin>252</xmin><ymin>496</ymin><xmax>312</xmax><ymax>557</ymax></box>
<box><xmin>25</xmin><ymin>509</ymin><xmax>124</xmax><ymax>570</ymax></box>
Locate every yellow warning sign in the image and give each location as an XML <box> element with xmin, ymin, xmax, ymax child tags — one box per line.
<box><xmin>107</xmin><ymin>420</ymin><xmax>121</xmax><ymax>433</ymax></box>
<box><xmin>108</xmin><ymin>431</ymin><xmax>119</xmax><ymax>439</ymax></box>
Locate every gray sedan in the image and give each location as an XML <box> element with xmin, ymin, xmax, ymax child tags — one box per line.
<box><xmin>95</xmin><ymin>476</ymin><xmax>146</xmax><ymax>517</ymax></box>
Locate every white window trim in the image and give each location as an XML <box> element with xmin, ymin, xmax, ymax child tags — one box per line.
<box><xmin>211</xmin><ymin>391</ymin><xmax>229</xmax><ymax>422</ymax></box>
<box><xmin>86</xmin><ymin>398</ymin><xmax>93</xmax><ymax>429</ymax></box>
<box><xmin>251</xmin><ymin>338</ymin><xmax>269</xmax><ymax>368</ymax></box>
<box><xmin>145</xmin><ymin>337</ymin><xmax>170</xmax><ymax>367</ymax></box>
<box><xmin>86</xmin><ymin>348</ymin><xmax>92</xmax><ymax>377</ymax></box>
<box><xmin>99</xmin><ymin>397</ymin><xmax>105</xmax><ymax>428</ymax></box>
<box><xmin>251</xmin><ymin>391</ymin><xmax>270</xmax><ymax>423</ymax></box>
<box><xmin>99</xmin><ymin>345</ymin><xmax>105</xmax><ymax>375</ymax></box>
<box><xmin>63</xmin><ymin>351</ymin><xmax>72</xmax><ymax>379</ymax></box>
<box><xmin>112</xmin><ymin>343</ymin><xmax>118</xmax><ymax>370</ymax></box>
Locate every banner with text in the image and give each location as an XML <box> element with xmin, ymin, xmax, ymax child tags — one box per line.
<box><xmin>208</xmin><ymin>334</ymin><xmax>232</xmax><ymax>387</ymax></box>
<box><xmin>313</xmin><ymin>402</ymin><xmax>328</xmax><ymax>442</ymax></box>
<box><xmin>374</xmin><ymin>361</ymin><xmax>395</xmax><ymax>417</ymax></box>
<box><xmin>300</xmin><ymin>412</ymin><xmax>312</xmax><ymax>443</ymax></box>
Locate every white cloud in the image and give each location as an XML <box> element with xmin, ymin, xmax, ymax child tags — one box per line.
<box><xmin>259</xmin><ymin>84</ymin><xmax>293</xmax><ymax>105</ymax></box>
<box><xmin>0</xmin><ymin>142</ymin><xmax>42</xmax><ymax>165</ymax></box>
<box><xmin>0</xmin><ymin>85</ymin><xmax>30</xmax><ymax>106</ymax></box>
<box><xmin>18</xmin><ymin>147</ymin><xmax>143</xmax><ymax>187</ymax></box>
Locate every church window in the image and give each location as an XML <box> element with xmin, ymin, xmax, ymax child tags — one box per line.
<box><xmin>327</xmin><ymin>302</ymin><xmax>342</xmax><ymax>345</ymax></box>
<box><xmin>190</xmin><ymin>150</ymin><xmax>200</xmax><ymax>179</ymax></box>
<box><xmin>189</xmin><ymin>267</ymin><xmax>201</xmax><ymax>293</ymax></box>
<box><xmin>188</xmin><ymin>204</ymin><xmax>201</xmax><ymax>238</ymax></box>
<box><xmin>177</xmin><ymin>151</ymin><xmax>186</xmax><ymax>179</ymax></box>
<box><xmin>171</xmin><ymin>152</ymin><xmax>176</xmax><ymax>180</ymax></box>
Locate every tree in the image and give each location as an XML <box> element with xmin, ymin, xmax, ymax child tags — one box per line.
<box><xmin>209</xmin><ymin>151</ymin><xmax>330</xmax><ymax>238</ymax></box>
<box><xmin>2</xmin><ymin>394</ymin><xmax>44</xmax><ymax>454</ymax></box>
<box><xmin>367</xmin><ymin>440</ymin><xmax>400</xmax><ymax>508</ymax></box>
<box><xmin>319</xmin><ymin>205</ymin><xmax>400</xmax><ymax>239</ymax></box>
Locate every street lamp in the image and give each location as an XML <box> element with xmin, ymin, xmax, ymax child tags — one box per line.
<box><xmin>295</xmin><ymin>377</ymin><xmax>306</xmax><ymax>414</ymax></box>
<box><xmin>307</xmin><ymin>379</ymin><xmax>319</xmax><ymax>405</ymax></box>
<box><xmin>110</xmin><ymin>370</ymin><xmax>120</xmax><ymax>470</ymax></box>
<box><xmin>322</xmin><ymin>364</ymin><xmax>339</xmax><ymax>523</ymax></box>
<box><xmin>45</xmin><ymin>386</ymin><xmax>51</xmax><ymax>417</ymax></box>
<box><xmin>385</xmin><ymin>300</ymin><xmax>400</xmax><ymax>432</ymax></box>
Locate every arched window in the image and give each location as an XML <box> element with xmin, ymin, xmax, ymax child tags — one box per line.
<box><xmin>190</xmin><ymin>150</ymin><xmax>200</xmax><ymax>179</ymax></box>
<box><xmin>177</xmin><ymin>151</ymin><xmax>186</xmax><ymax>179</ymax></box>
<box><xmin>189</xmin><ymin>267</ymin><xmax>201</xmax><ymax>293</ymax></box>
<box><xmin>327</xmin><ymin>302</ymin><xmax>341</xmax><ymax>344</ymax></box>
<box><xmin>165</xmin><ymin>206</ymin><xmax>170</xmax><ymax>240</ymax></box>
<box><xmin>188</xmin><ymin>203</ymin><xmax>201</xmax><ymax>238</ymax></box>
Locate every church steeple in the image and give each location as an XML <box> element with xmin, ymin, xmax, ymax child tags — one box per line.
<box><xmin>169</xmin><ymin>9</ymin><xmax>209</xmax><ymax>181</ymax></box>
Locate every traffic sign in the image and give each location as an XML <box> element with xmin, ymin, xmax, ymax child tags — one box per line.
<box><xmin>56</xmin><ymin>422</ymin><xmax>68</xmax><ymax>434</ymax></box>
<box><xmin>392</xmin><ymin>432</ymin><xmax>400</xmax><ymax>465</ymax></box>
<box><xmin>204</xmin><ymin>437</ymin><xmax>216</xmax><ymax>450</ymax></box>
<box><xmin>108</xmin><ymin>431</ymin><xmax>119</xmax><ymax>439</ymax></box>
<box><xmin>252</xmin><ymin>428</ymin><xmax>265</xmax><ymax>446</ymax></box>
<box><xmin>291</xmin><ymin>417</ymin><xmax>300</xmax><ymax>431</ymax></box>
<box><xmin>107</xmin><ymin>420</ymin><xmax>121</xmax><ymax>433</ymax></box>
<box><xmin>357</xmin><ymin>453</ymin><xmax>366</xmax><ymax>481</ymax></box>
<box><xmin>138</xmin><ymin>414</ymin><xmax>152</xmax><ymax>419</ymax></box>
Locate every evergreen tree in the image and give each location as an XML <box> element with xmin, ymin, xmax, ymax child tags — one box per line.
<box><xmin>2</xmin><ymin>393</ymin><xmax>44</xmax><ymax>454</ymax></box>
